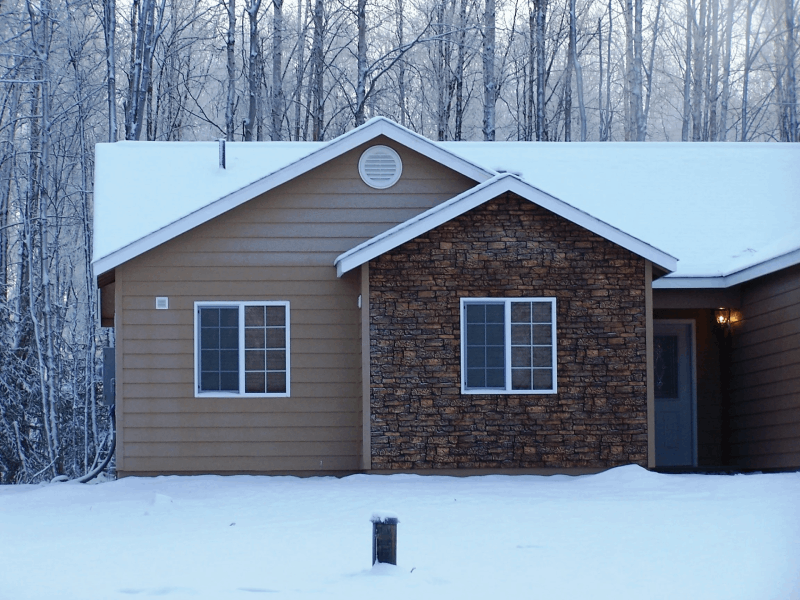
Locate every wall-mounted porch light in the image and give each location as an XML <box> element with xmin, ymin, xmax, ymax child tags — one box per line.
<box><xmin>714</xmin><ymin>307</ymin><xmax>730</xmax><ymax>326</ymax></box>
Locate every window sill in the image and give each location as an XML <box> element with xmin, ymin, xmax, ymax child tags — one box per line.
<box><xmin>461</xmin><ymin>388</ymin><xmax>557</xmax><ymax>395</ymax></box>
<box><xmin>194</xmin><ymin>392</ymin><xmax>291</xmax><ymax>399</ymax></box>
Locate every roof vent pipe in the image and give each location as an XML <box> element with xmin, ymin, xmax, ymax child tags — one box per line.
<box><xmin>219</xmin><ymin>138</ymin><xmax>226</xmax><ymax>169</ymax></box>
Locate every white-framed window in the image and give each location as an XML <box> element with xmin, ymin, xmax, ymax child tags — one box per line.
<box><xmin>460</xmin><ymin>298</ymin><xmax>557</xmax><ymax>394</ymax></box>
<box><xmin>194</xmin><ymin>301</ymin><xmax>290</xmax><ymax>397</ymax></box>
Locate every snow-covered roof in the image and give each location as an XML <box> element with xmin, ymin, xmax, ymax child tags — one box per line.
<box><xmin>92</xmin><ymin>118</ymin><xmax>493</xmax><ymax>277</ymax></box>
<box><xmin>93</xmin><ymin>118</ymin><xmax>799</xmax><ymax>288</ymax></box>
<box><xmin>441</xmin><ymin>142</ymin><xmax>800</xmax><ymax>287</ymax></box>
<box><xmin>335</xmin><ymin>174</ymin><xmax>677</xmax><ymax>277</ymax></box>
<box><xmin>93</xmin><ymin>139</ymin><xmax>319</xmax><ymax>266</ymax></box>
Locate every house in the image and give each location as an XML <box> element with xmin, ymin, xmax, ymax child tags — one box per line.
<box><xmin>93</xmin><ymin>118</ymin><xmax>800</xmax><ymax>476</ymax></box>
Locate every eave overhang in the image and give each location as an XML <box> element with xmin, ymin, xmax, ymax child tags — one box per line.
<box><xmin>653</xmin><ymin>246</ymin><xmax>800</xmax><ymax>289</ymax></box>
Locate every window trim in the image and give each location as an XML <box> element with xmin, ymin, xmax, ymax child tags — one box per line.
<box><xmin>194</xmin><ymin>301</ymin><xmax>290</xmax><ymax>398</ymax></box>
<box><xmin>460</xmin><ymin>297</ymin><xmax>557</xmax><ymax>395</ymax></box>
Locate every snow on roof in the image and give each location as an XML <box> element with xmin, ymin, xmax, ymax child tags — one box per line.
<box><xmin>93</xmin><ymin>140</ymin><xmax>322</xmax><ymax>263</ymax></box>
<box><xmin>93</xmin><ymin>118</ymin><xmax>493</xmax><ymax>276</ymax></box>
<box><xmin>93</xmin><ymin>120</ymin><xmax>799</xmax><ymax>287</ymax></box>
<box><xmin>441</xmin><ymin>142</ymin><xmax>800</xmax><ymax>284</ymax></box>
<box><xmin>335</xmin><ymin>174</ymin><xmax>677</xmax><ymax>277</ymax></box>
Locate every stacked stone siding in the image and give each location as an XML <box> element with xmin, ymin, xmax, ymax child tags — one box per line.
<box><xmin>369</xmin><ymin>193</ymin><xmax>648</xmax><ymax>469</ymax></box>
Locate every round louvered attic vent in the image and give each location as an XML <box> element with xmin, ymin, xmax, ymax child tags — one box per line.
<box><xmin>358</xmin><ymin>145</ymin><xmax>402</xmax><ymax>189</ymax></box>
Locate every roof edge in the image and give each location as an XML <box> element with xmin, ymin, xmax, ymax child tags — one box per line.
<box><xmin>92</xmin><ymin>118</ymin><xmax>495</xmax><ymax>277</ymax></box>
<box><xmin>335</xmin><ymin>174</ymin><xmax>677</xmax><ymax>277</ymax></box>
<box><xmin>654</xmin><ymin>246</ymin><xmax>800</xmax><ymax>289</ymax></box>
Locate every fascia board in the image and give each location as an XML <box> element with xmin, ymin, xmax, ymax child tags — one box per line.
<box><xmin>92</xmin><ymin>119</ymin><xmax>495</xmax><ymax>279</ymax></box>
<box><xmin>654</xmin><ymin>246</ymin><xmax>800</xmax><ymax>289</ymax></box>
<box><xmin>335</xmin><ymin>174</ymin><xmax>677</xmax><ymax>277</ymax></box>
<box><xmin>653</xmin><ymin>276</ymin><xmax>728</xmax><ymax>289</ymax></box>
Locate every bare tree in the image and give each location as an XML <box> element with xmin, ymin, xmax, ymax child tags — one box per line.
<box><xmin>718</xmin><ymin>0</ymin><xmax>734</xmax><ymax>139</ymax></box>
<box><xmin>244</xmin><ymin>0</ymin><xmax>262</xmax><ymax>141</ymax></box>
<box><xmin>224</xmin><ymin>0</ymin><xmax>236</xmax><ymax>140</ymax></box>
<box><xmin>534</xmin><ymin>0</ymin><xmax>547</xmax><ymax>140</ymax></box>
<box><xmin>102</xmin><ymin>0</ymin><xmax>118</xmax><ymax>142</ymax></box>
<box><xmin>311</xmin><ymin>0</ymin><xmax>324</xmax><ymax>139</ymax></box>
<box><xmin>483</xmin><ymin>0</ymin><xmax>496</xmax><ymax>139</ymax></box>
<box><xmin>271</xmin><ymin>0</ymin><xmax>284</xmax><ymax>139</ymax></box>
<box><xmin>124</xmin><ymin>0</ymin><xmax>167</xmax><ymax>140</ymax></box>
<box><xmin>780</xmin><ymin>0</ymin><xmax>798</xmax><ymax>140</ymax></box>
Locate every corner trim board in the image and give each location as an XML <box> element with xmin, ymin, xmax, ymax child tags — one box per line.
<box><xmin>361</xmin><ymin>263</ymin><xmax>371</xmax><ymax>470</ymax></box>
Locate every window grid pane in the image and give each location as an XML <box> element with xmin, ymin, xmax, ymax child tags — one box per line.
<box><xmin>510</xmin><ymin>300</ymin><xmax>553</xmax><ymax>392</ymax></box>
<box><xmin>244</xmin><ymin>304</ymin><xmax>287</xmax><ymax>394</ymax></box>
<box><xmin>465</xmin><ymin>303</ymin><xmax>506</xmax><ymax>389</ymax></box>
<box><xmin>199</xmin><ymin>307</ymin><xmax>239</xmax><ymax>392</ymax></box>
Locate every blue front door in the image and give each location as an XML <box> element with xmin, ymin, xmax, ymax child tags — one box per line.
<box><xmin>654</xmin><ymin>321</ymin><xmax>696</xmax><ymax>467</ymax></box>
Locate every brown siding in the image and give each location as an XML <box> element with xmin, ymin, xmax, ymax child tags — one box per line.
<box><xmin>117</xmin><ymin>138</ymin><xmax>476</xmax><ymax>475</ymax></box>
<box><xmin>729</xmin><ymin>264</ymin><xmax>800</xmax><ymax>470</ymax></box>
<box><xmin>100</xmin><ymin>281</ymin><xmax>115</xmax><ymax>327</ymax></box>
<box><xmin>369</xmin><ymin>193</ymin><xmax>648</xmax><ymax>470</ymax></box>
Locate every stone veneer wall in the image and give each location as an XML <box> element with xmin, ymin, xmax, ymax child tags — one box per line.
<box><xmin>369</xmin><ymin>193</ymin><xmax>648</xmax><ymax>469</ymax></box>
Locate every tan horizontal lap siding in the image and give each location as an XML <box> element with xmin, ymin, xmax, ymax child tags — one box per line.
<box><xmin>729</xmin><ymin>264</ymin><xmax>800</xmax><ymax>470</ymax></box>
<box><xmin>125</xmin><ymin>426</ymin><xmax>359</xmax><ymax>443</ymax></box>
<box><xmin>122</xmin><ymin>455</ymin><xmax>358</xmax><ymax>474</ymax></box>
<box><xmin>116</xmin><ymin>138</ymin><xmax>476</xmax><ymax>475</ymax></box>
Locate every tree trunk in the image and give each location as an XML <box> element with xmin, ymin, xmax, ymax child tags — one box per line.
<box><xmin>691</xmin><ymin>0</ymin><xmax>705</xmax><ymax>141</ymax></box>
<box><xmin>633</xmin><ymin>0</ymin><xmax>644</xmax><ymax>140</ymax></box>
<box><xmin>293</xmin><ymin>0</ymin><xmax>306</xmax><ymax>140</ymax></box>
<box><xmin>311</xmin><ymin>0</ymin><xmax>324</xmax><ymax>140</ymax></box>
<box><xmin>682</xmin><ymin>0</ymin><xmax>693</xmax><ymax>141</ymax></box>
<box><xmin>623</xmin><ymin>0</ymin><xmax>644</xmax><ymax>140</ymax></box>
<box><xmin>623</xmin><ymin>0</ymin><xmax>634</xmax><ymax>139</ymax></box>
<box><xmin>454</xmin><ymin>0</ymin><xmax>466</xmax><ymax>140</ymax></box>
<box><xmin>569</xmin><ymin>0</ymin><xmax>586</xmax><ymax>141</ymax></box>
<box><xmin>528</xmin><ymin>14</ymin><xmax>536</xmax><ymax>140</ymax></box>
<box><xmin>269</xmin><ymin>0</ymin><xmax>283</xmax><ymax>139</ymax></box>
<box><xmin>598</xmin><ymin>17</ymin><xmax>604</xmax><ymax>140</ymax></box>
<box><xmin>741</xmin><ymin>0</ymin><xmax>753</xmax><ymax>141</ymax></box>
<box><xmin>355</xmin><ymin>0</ymin><xmax>368</xmax><ymax>126</ymax></box>
<box><xmin>708</xmin><ymin>0</ymin><xmax>720</xmax><ymax>140</ymax></box>
<box><xmin>435</xmin><ymin>0</ymin><xmax>446</xmax><ymax>140</ymax></box>
<box><xmin>564</xmin><ymin>0</ymin><xmax>573</xmax><ymax>141</ymax></box>
<box><xmin>482</xmin><ymin>0</ymin><xmax>496</xmax><ymax>140</ymax></box>
<box><xmin>244</xmin><ymin>0</ymin><xmax>262</xmax><ymax>141</ymax></box>
<box><xmin>784</xmin><ymin>0</ymin><xmax>798</xmax><ymax>141</ymax></box>
<box><xmin>396</xmin><ymin>0</ymin><xmax>406</xmax><ymax>127</ymax></box>
<box><xmin>718</xmin><ymin>0</ymin><xmax>734</xmax><ymax>139</ymax></box>
<box><xmin>534</xmin><ymin>0</ymin><xmax>546</xmax><ymax>140</ymax></box>
<box><xmin>225</xmin><ymin>0</ymin><xmax>236</xmax><ymax>141</ymax></box>
<box><xmin>102</xmin><ymin>0</ymin><xmax>117</xmax><ymax>142</ymax></box>
<box><xmin>643</xmin><ymin>0</ymin><xmax>663</xmax><ymax>135</ymax></box>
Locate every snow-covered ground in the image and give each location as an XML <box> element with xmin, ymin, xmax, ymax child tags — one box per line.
<box><xmin>1</xmin><ymin>466</ymin><xmax>798</xmax><ymax>600</ymax></box>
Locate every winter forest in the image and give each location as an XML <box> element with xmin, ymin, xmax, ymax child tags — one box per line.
<box><xmin>0</xmin><ymin>0</ymin><xmax>797</xmax><ymax>482</ymax></box>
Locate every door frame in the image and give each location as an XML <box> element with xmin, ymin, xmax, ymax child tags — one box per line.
<box><xmin>653</xmin><ymin>318</ymin><xmax>698</xmax><ymax>467</ymax></box>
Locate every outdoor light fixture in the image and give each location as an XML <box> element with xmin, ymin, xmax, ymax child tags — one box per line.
<box><xmin>714</xmin><ymin>308</ymin><xmax>730</xmax><ymax>326</ymax></box>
